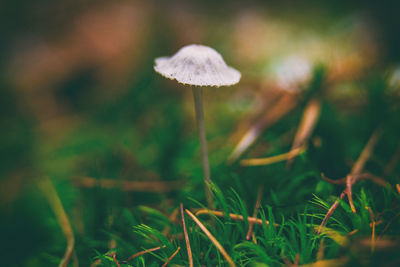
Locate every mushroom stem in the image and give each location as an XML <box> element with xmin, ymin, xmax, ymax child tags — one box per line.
<box><xmin>192</xmin><ymin>86</ymin><xmax>213</xmax><ymax>207</ymax></box>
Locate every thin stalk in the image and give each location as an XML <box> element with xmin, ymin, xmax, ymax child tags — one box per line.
<box><xmin>240</xmin><ymin>145</ymin><xmax>305</xmax><ymax>166</ymax></box>
<box><xmin>113</xmin><ymin>253</ymin><xmax>121</xmax><ymax>267</ymax></box>
<box><xmin>38</xmin><ymin>177</ymin><xmax>75</xmax><ymax>267</ymax></box>
<box><xmin>126</xmin><ymin>246</ymin><xmax>166</xmax><ymax>261</ymax></box>
<box><xmin>366</xmin><ymin>206</ymin><xmax>376</xmax><ymax>252</ymax></box>
<box><xmin>195</xmin><ymin>209</ymin><xmax>272</xmax><ymax>226</ymax></box>
<box><xmin>246</xmin><ymin>185</ymin><xmax>264</xmax><ymax>240</ymax></box>
<box><xmin>180</xmin><ymin>204</ymin><xmax>193</xmax><ymax>267</ymax></box>
<box><xmin>287</xmin><ymin>97</ymin><xmax>321</xmax><ymax>169</ymax></box>
<box><xmin>186</xmin><ymin>209</ymin><xmax>236</xmax><ymax>267</ymax></box>
<box><xmin>346</xmin><ymin>128</ymin><xmax>382</xmax><ymax>213</ymax></box>
<box><xmin>318</xmin><ymin>128</ymin><xmax>382</xmax><ymax>234</ymax></box>
<box><xmin>228</xmin><ymin>92</ymin><xmax>297</xmax><ymax>163</ymax></box>
<box><xmin>162</xmin><ymin>247</ymin><xmax>181</xmax><ymax>267</ymax></box>
<box><xmin>192</xmin><ymin>86</ymin><xmax>213</xmax><ymax>208</ymax></box>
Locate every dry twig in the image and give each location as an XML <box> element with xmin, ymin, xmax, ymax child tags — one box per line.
<box><xmin>282</xmin><ymin>254</ymin><xmax>293</xmax><ymax>266</ymax></box>
<box><xmin>161</xmin><ymin>247</ymin><xmax>181</xmax><ymax>267</ymax></box>
<box><xmin>294</xmin><ymin>254</ymin><xmax>299</xmax><ymax>266</ymax></box>
<box><xmin>195</xmin><ymin>209</ymin><xmax>271</xmax><ymax>226</ymax></box>
<box><xmin>228</xmin><ymin>93</ymin><xmax>298</xmax><ymax>163</ymax></box>
<box><xmin>282</xmin><ymin>254</ymin><xmax>299</xmax><ymax>267</ymax></box>
<box><xmin>318</xmin><ymin>129</ymin><xmax>382</xmax><ymax>234</ymax></box>
<box><xmin>347</xmin><ymin>129</ymin><xmax>382</xmax><ymax>213</ymax></box>
<box><xmin>186</xmin><ymin>209</ymin><xmax>237</xmax><ymax>267</ymax></box>
<box><xmin>317</xmin><ymin>191</ymin><xmax>346</xmax><ymax>235</ymax></box>
<box><xmin>113</xmin><ymin>253</ymin><xmax>121</xmax><ymax>267</ymax></box>
<box><xmin>287</xmin><ymin>98</ymin><xmax>321</xmax><ymax>168</ymax></box>
<box><xmin>346</xmin><ymin>175</ymin><xmax>356</xmax><ymax>213</ymax></box>
<box><xmin>366</xmin><ymin>206</ymin><xmax>376</xmax><ymax>252</ymax></box>
<box><xmin>240</xmin><ymin>145</ymin><xmax>305</xmax><ymax>166</ymax></box>
<box><xmin>321</xmin><ymin>173</ymin><xmax>389</xmax><ymax>188</ymax></box>
<box><xmin>127</xmin><ymin>245</ymin><xmax>166</xmax><ymax>261</ymax></box>
<box><xmin>246</xmin><ymin>185</ymin><xmax>264</xmax><ymax>240</ymax></box>
<box><xmin>180</xmin><ymin>204</ymin><xmax>193</xmax><ymax>267</ymax></box>
<box><xmin>38</xmin><ymin>177</ymin><xmax>76</xmax><ymax>267</ymax></box>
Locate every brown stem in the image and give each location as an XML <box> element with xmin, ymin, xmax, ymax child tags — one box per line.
<box><xmin>287</xmin><ymin>98</ymin><xmax>321</xmax><ymax>168</ymax></box>
<box><xmin>195</xmin><ymin>209</ymin><xmax>271</xmax><ymax>226</ymax></box>
<box><xmin>366</xmin><ymin>206</ymin><xmax>376</xmax><ymax>252</ymax></box>
<box><xmin>126</xmin><ymin>245</ymin><xmax>166</xmax><ymax>261</ymax></box>
<box><xmin>317</xmin><ymin>191</ymin><xmax>346</xmax><ymax>235</ymax></box>
<box><xmin>246</xmin><ymin>185</ymin><xmax>263</xmax><ymax>240</ymax></box>
<box><xmin>113</xmin><ymin>253</ymin><xmax>121</xmax><ymax>267</ymax></box>
<box><xmin>240</xmin><ymin>145</ymin><xmax>305</xmax><ymax>166</ymax></box>
<box><xmin>346</xmin><ymin>129</ymin><xmax>382</xmax><ymax>214</ymax></box>
<box><xmin>186</xmin><ymin>210</ymin><xmax>236</xmax><ymax>267</ymax></box>
<box><xmin>322</xmin><ymin>173</ymin><xmax>390</xmax><ymax>189</ymax></box>
<box><xmin>38</xmin><ymin>177</ymin><xmax>75</xmax><ymax>267</ymax></box>
<box><xmin>318</xmin><ymin>128</ymin><xmax>382</xmax><ymax>233</ymax></box>
<box><xmin>346</xmin><ymin>175</ymin><xmax>356</xmax><ymax>213</ymax></box>
<box><xmin>228</xmin><ymin>93</ymin><xmax>297</xmax><ymax>163</ymax></box>
<box><xmin>161</xmin><ymin>247</ymin><xmax>181</xmax><ymax>267</ymax></box>
<box><xmin>180</xmin><ymin>204</ymin><xmax>193</xmax><ymax>267</ymax></box>
<box><xmin>351</xmin><ymin>129</ymin><xmax>382</xmax><ymax>175</ymax></box>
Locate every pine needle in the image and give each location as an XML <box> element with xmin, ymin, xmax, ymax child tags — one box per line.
<box><xmin>321</xmin><ymin>173</ymin><xmax>389</xmax><ymax>188</ymax></box>
<box><xmin>161</xmin><ymin>247</ymin><xmax>180</xmax><ymax>267</ymax></box>
<box><xmin>246</xmin><ymin>185</ymin><xmax>263</xmax><ymax>240</ymax></box>
<box><xmin>185</xmin><ymin>209</ymin><xmax>237</xmax><ymax>267</ymax></box>
<box><xmin>347</xmin><ymin>129</ymin><xmax>382</xmax><ymax>213</ymax></box>
<box><xmin>127</xmin><ymin>245</ymin><xmax>166</xmax><ymax>261</ymax></box>
<box><xmin>112</xmin><ymin>253</ymin><xmax>121</xmax><ymax>267</ymax></box>
<box><xmin>180</xmin><ymin>204</ymin><xmax>193</xmax><ymax>267</ymax></box>
<box><xmin>240</xmin><ymin>145</ymin><xmax>305</xmax><ymax>166</ymax></box>
<box><xmin>38</xmin><ymin>177</ymin><xmax>75</xmax><ymax>267</ymax></box>
<box><xmin>287</xmin><ymin>98</ymin><xmax>321</xmax><ymax>168</ymax></box>
<box><xmin>317</xmin><ymin>192</ymin><xmax>346</xmax><ymax>235</ymax></box>
<box><xmin>195</xmin><ymin>209</ymin><xmax>271</xmax><ymax>226</ymax></box>
<box><xmin>366</xmin><ymin>206</ymin><xmax>376</xmax><ymax>252</ymax></box>
<box><xmin>346</xmin><ymin>175</ymin><xmax>356</xmax><ymax>213</ymax></box>
<box><xmin>228</xmin><ymin>93</ymin><xmax>297</xmax><ymax>163</ymax></box>
<box><xmin>318</xmin><ymin>128</ymin><xmax>382</xmax><ymax>233</ymax></box>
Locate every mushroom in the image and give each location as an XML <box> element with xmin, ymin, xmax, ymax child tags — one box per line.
<box><xmin>154</xmin><ymin>44</ymin><xmax>241</xmax><ymax>206</ymax></box>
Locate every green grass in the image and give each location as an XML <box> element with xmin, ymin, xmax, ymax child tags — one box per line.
<box><xmin>1</xmin><ymin>42</ymin><xmax>400</xmax><ymax>267</ymax></box>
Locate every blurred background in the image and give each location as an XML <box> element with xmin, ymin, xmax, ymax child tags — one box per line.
<box><xmin>1</xmin><ymin>0</ymin><xmax>399</xmax><ymax>266</ymax></box>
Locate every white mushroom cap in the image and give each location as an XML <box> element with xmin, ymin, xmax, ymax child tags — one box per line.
<box><xmin>154</xmin><ymin>44</ymin><xmax>241</xmax><ymax>87</ymax></box>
